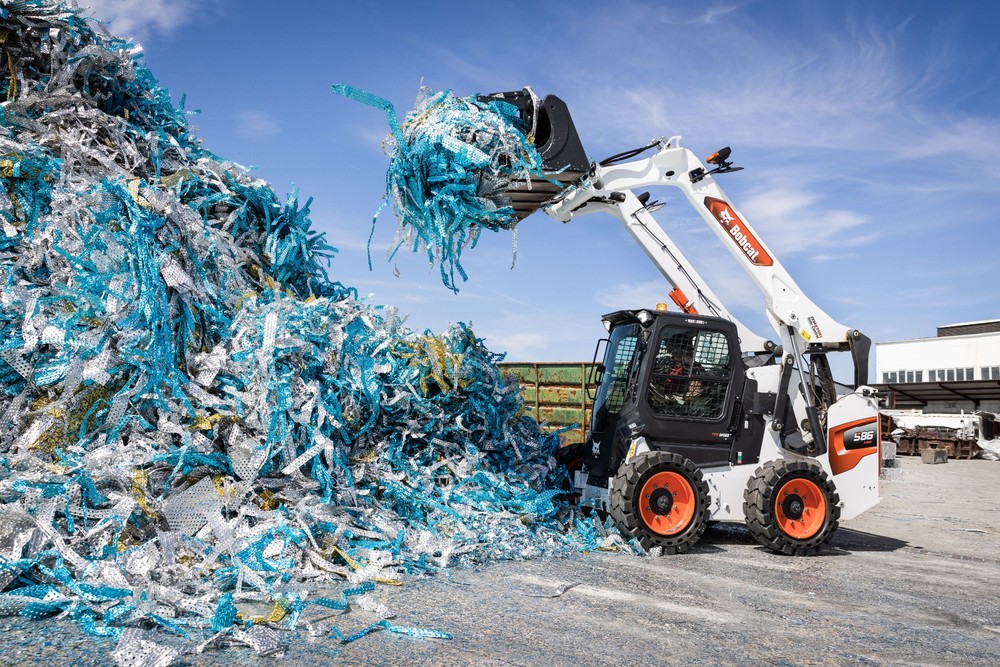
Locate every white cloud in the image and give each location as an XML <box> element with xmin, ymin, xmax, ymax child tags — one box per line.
<box><xmin>738</xmin><ymin>186</ymin><xmax>870</xmax><ymax>258</ymax></box>
<box><xmin>899</xmin><ymin>114</ymin><xmax>1000</xmax><ymax>181</ymax></box>
<box><xmin>473</xmin><ymin>308</ymin><xmax>608</xmax><ymax>362</ymax></box>
<box><xmin>479</xmin><ymin>331</ymin><xmax>549</xmax><ymax>360</ymax></box>
<box><xmin>83</xmin><ymin>0</ymin><xmax>206</xmax><ymax>42</ymax></box>
<box><xmin>351</xmin><ymin>124</ymin><xmax>397</xmax><ymax>155</ymax></box>
<box><xmin>552</xmin><ymin>5</ymin><xmax>997</xmax><ymax>192</ymax></box>
<box><xmin>322</xmin><ymin>227</ymin><xmax>387</xmax><ymax>253</ymax></box>
<box><xmin>594</xmin><ymin>279</ymin><xmax>674</xmax><ymax>310</ymax></box>
<box><xmin>235</xmin><ymin>110</ymin><xmax>282</xmax><ymax>139</ymax></box>
<box><xmin>811</xmin><ymin>252</ymin><xmax>859</xmax><ymax>263</ymax></box>
<box><xmin>593</xmin><ymin>274</ymin><xmax>762</xmax><ymax>320</ymax></box>
<box><xmin>662</xmin><ymin>2</ymin><xmax>750</xmax><ymax>26</ymax></box>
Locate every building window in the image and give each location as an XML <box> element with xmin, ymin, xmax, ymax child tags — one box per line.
<box><xmin>984</xmin><ymin>366</ymin><xmax>1000</xmax><ymax>380</ymax></box>
<box><xmin>915</xmin><ymin>370</ymin><xmax>923</xmax><ymax>382</ymax></box>
<box><xmin>947</xmin><ymin>369</ymin><xmax>955</xmax><ymax>381</ymax></box>
<box><xmin>966</xmin><ymin>368</ymin><xmax>974</xmax><ymax>380</ymax></box>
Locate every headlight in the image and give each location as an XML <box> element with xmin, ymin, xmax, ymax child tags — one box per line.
<box><xmin>636</xmin><ymin>309</ymin><xmax>653</xmax><ymax>326</ymax></box>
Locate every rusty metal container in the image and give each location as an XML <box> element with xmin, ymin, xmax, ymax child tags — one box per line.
<box><xmin>499</xmin><ymin>362</ymin><xmax>595</xmax><ymax>445</ymax></box>
<box><xmin>895</xmin><ymin>427</ymin><xmax>981</xmax><ymax>459</ymax></box>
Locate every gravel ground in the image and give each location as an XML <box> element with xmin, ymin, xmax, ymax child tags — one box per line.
<box><xmin>2</xmin><ymin>456</ymin><xmax>998</xmax><ymax>666</ymax></box>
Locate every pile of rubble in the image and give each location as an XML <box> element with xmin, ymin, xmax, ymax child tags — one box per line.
<box><xmin>0</xmin><ymin>2</ymin><xmax>625</xmax><ymax>662</ymax></box>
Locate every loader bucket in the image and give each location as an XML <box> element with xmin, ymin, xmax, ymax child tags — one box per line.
<box><xmin>480</xmin><ymin>89</ymin><xmax>590</xmax><ymax>219</ymax></box>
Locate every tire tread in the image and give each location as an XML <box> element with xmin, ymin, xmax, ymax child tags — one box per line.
<box><xmin>742</xmin><ymin>459</ymin><xmax>841</xmax><ymax>556</ymax></box>
<box><xmin>609</xmin><ymin>451</ymin><xmax>710</xmax><ymax>555</ymax></box>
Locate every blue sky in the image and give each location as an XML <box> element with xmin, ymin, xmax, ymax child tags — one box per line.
<box><xmin>83</xmin><ymin>1</ymin><xmax>1000</xmax><ymax>375</ymax></box>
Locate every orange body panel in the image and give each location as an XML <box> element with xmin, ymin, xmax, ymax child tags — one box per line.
<box><xmin>828</xmin><ymin>417</ymin><xmax>879</xmax><ymax>475</ymax></box>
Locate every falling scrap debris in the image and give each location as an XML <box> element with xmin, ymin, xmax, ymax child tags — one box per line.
<box><xmin>333</xmin><ymin>83</ymin><xmax>545</xmax><ymax>292</ymax></box>
<box><xmin>0</xmin><ymin>1</ymin><xmax>628</xmax><ymax>662</ymax></box>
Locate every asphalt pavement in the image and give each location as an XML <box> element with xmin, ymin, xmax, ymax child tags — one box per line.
<box><xmin>2</xmin><ymin>456</ymin><xmax>998</xmax><ymax>666</ymax></box>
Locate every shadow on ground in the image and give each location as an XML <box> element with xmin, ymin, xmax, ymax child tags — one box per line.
<box><xmin>830</xmin><ymin>527</ymin><xmax>909</xmax><ymax>552</ymax></box>
<box><xmin>691</xmin><ymin>522</ymin><xmax>908</xmax><ymax>557</ymax></box>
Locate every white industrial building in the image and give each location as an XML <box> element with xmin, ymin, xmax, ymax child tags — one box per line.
<box><xmin>876</xmin><ymin>319</ymin><xmax>1000</xmax><ymax>413</ymax></box>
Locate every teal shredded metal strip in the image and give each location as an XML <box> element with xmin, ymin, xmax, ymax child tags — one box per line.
<box><xmin>331</xmin><ymin>619</ymin><xmax>452</xmax><ymax>644</ymax></box>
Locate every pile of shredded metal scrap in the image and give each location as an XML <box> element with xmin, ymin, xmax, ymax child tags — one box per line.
<box><xmin>0</xmin><ymin>2</ymin><xmax>629</xmax><ymax>662</ymax></box>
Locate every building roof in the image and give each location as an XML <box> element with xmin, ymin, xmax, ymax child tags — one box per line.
<box><xmin>873</xmin><ymin>379</ymin><xmax>1000</xmax><ymax>410</ymax></box>
<box><xmin>877</xmin><ymin>319</ymin><xmax>1000</xmax><ymax>345</ymax></box>
<box><xmin>938</xmin><ymin>320</ymin><xmax>1000</xmax><ymax>337</ymax></box>
<box><xmin>939</xmin><ymin>318</ymin><xmax>1000</xmax><ymax>328</ymax></box>
<box><xmin>878</xmin><ymin>329</ymin><xmax>1000</xmax><ymax>345</ymax></box>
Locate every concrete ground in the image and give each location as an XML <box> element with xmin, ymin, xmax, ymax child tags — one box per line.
<box><xmin>2</xmin><ymin>456</ymin><xmax>998</xmax><ymax>666</ymax></box>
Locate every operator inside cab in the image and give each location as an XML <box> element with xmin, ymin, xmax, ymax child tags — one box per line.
<box><xmin>647</xmin><ymin>328</ymin><xmax>731</xmax><ymax>420</ymax></box>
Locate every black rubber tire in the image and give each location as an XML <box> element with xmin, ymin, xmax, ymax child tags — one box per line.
<box><xmin>743</xmin><ymin>459</ymin><xmax>841</xmax><ymax>556</ymax></box>
<box><xmin>609</xmin><ymin>450</ymin><xmax>710</xmax><ymax>554</ymax></box>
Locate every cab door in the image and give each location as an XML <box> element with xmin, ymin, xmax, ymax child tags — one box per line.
<box><xmin>638</xmin><ymin>317</ymin><xmax>745</xmax><ymax>467</ymax></box>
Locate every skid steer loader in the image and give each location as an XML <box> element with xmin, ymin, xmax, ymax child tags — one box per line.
<box><xmin>486</xmin><ymin>89</ymin><xmax>880</xmax><ymax>556</ymax></box>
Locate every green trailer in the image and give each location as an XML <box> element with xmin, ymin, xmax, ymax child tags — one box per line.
<box><xmin>499</xmin><ymin>362</ymin><xmax>595</xmax><ymax>445</ymax></box>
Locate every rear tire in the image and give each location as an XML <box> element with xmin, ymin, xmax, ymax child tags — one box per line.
<box><xmin>743</xmin><ymin>459</ymin><xmax>840</xmax><ymax>556</ymax></box>
<box><xmin>610</xmin><ymin>451</ymin><xmax>710</xmax><ymax>554</ymax></box>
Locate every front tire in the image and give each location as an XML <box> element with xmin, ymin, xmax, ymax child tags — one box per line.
<box><xmin>610</xmin><ymin>451</ymin><xmax>710</xmax><ymax>554</ymax></box>
<box><xmin>743</xmin><ymin>459</ymin><xmax>840</xmax><ymax>556</ymax></box>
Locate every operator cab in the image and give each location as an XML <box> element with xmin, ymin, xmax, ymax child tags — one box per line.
<box><xmin>586</xmin><ymin>308</ymin><xmax>765</xmax><ymax>487</ymax></box>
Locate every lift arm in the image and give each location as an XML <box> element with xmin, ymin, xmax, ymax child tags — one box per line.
<box><xmin>540</xmin><ymin>136</ymin><xmax>870</xmax><ymax>387</ymax></box>
<box><xmin>482</xmin><ymin>89</ymin><xmax>871</xmax><ymax>387</ymax></box>
<box><xmin>550</xmin><ymin>184</ymin><xmax>774</xmax><ymax>356</ymax></box>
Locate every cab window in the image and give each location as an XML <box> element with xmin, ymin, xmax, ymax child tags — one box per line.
<box><xmin>646</xmin><ymin>327</ymin><xmax>732</xmax><ymax>420</ymax></box>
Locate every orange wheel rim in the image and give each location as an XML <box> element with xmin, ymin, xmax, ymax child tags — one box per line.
<box><xmin>638</xmin><ymin>471</ymin><xmax>696</xmax><ymax>536</ymax></box>
<box><xmin>774</xmin><ymin>477</ymin><xmax>826</xmax><ymax>540</ymax></box>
